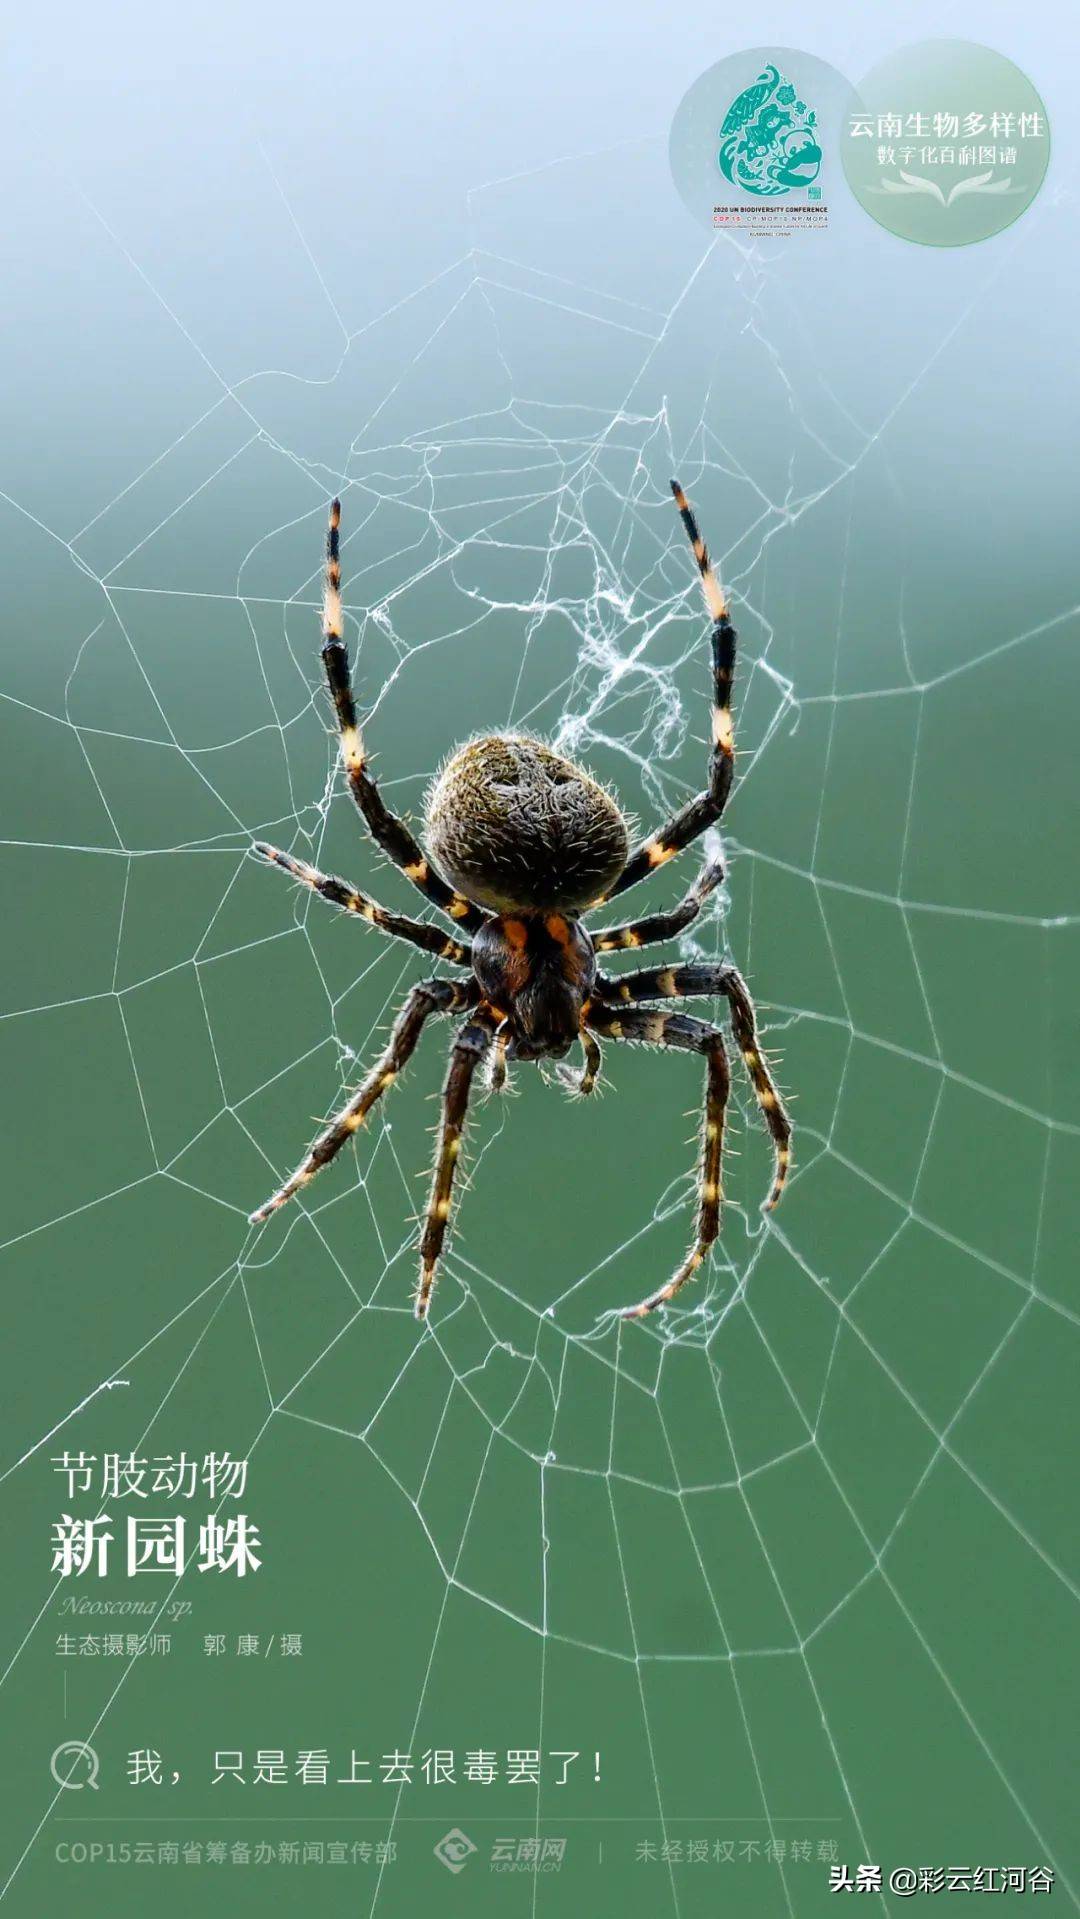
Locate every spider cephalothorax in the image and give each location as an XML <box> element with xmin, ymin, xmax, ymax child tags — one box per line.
<box><xmin>471</xmin><ymin>909</ymin><xmax>597</xmax><ymax>1062</ymax></box>
<box><xmin>250</xmin><ymin>484</ymin><xmax>791</xmax><ymax>1320</ymax></box>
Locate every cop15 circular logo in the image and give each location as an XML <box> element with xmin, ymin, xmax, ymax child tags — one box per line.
<box><xmin>717</xmin><ymin>64</ymin><xmax>822</xmax><ymax>197</ymax></box>
<box><xmin>670</xmin><ymin>46</ymin><xmax>853</xmax><ymax>235</ymax></box>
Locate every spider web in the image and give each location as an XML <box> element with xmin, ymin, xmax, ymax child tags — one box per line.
<box><xmin>1</xmin><ymin>124</ymin><xmax>1078</xmax><ymax>1918</ymax></box>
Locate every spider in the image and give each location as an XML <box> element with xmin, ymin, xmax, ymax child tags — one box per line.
<box><xmin>249</xmin><ymin>482</ymin><xmax>791</xmax><ymax>1320</ymax></box>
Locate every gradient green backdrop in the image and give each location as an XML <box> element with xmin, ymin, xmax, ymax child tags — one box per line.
<box><xmin>1</xmin><ymin>3</ymin><xmax>1077</xmax><ymax>1914</ymax></box>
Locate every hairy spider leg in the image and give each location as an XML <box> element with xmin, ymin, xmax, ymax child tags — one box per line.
<box><xmin>591</xmin><ymin>858</ymin><xmax>724</xmax><ymax>953</ymax></box>
<box><xmin>596</xmin><ymin>480</ymin><xmax>737</xmax><ymax>903</ymax></box>
<box><xmin>576</xmin><ymin>1025</ymin><xmax>603</xmax><ymax>1094</ymax></box>
<box><xmin>596</xmin><ymin>962</ymin><xmax>791</xmax><ymax>1211</ymax></box>
<box><xmin>250</xmin><ymin>978</ymin><xmax>479</xmax><ymax>1223</ymax></box>
<box><xmin>486</xmin><ymin>1022</ymin><xmax>511</xmax><ymax>1094</ymax></box>
<box><xmin>416</xmin><ymin>1005</ymin><xmax>501</xmax><ymax>1318</ymax></box>
<box><xmin>556</xmin><ymin>1020</ymin><xmax>603</xmax><ymax>1096</ymax></box>
<box><xmin>251</xmin><ymin>844</ymin><xmax>471</xmax><ymax>964</ymax></box>
<box><xmin>318</xmin><ymin>498</ymin><xmax>487</xmax><ymax>932</ymax></box>
<box><xmin>587</xmin><ymin>1004</ymin><xmax>731</xmax><ymax>1315</ymax></box>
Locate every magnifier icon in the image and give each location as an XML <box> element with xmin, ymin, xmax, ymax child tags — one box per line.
<box><xmin>50</xmin><ymin>1742</ymin><xmax>100</xmax><ymax>1790</ymax></box>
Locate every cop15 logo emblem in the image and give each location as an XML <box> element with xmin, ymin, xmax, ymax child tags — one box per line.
<box><xmin>718</xmin><ymin>64</ymin><xmax>822</xmax><ymax>196</ymax></box>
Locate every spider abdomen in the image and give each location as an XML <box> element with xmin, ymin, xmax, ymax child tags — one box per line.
<box><xmin>424</xmin><ymin>733</ymin><xmax>629</xmax><ymax>912</ymax></box>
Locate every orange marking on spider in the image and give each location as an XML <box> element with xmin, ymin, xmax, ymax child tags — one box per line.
<box><xmin>712</xmin><ymin>707</ymin><xmax>734</xmax><ymax>755</ymax></box>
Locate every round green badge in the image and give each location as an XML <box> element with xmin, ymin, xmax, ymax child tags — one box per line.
<box><xmin>670</xmin><ymin>47</ymin><xmax>854</xmax><ymax>237</ymax></box>
<box><xmin>842</xmin><ymin>39</ymin><xmax>1050</xmax><ymax>246</ymax></box>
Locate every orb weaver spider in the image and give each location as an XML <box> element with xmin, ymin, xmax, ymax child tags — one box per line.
<box><xmin>250</xmin><ymin>482</ymin><xmax>791</xmax><ymax>1319</ymax></box>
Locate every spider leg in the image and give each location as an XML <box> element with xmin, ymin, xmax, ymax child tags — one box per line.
<box><xmin>557</xmin><ymin>1024</ymin><xmax>603</xmax><ymax>1096</ymax></box>
<box><xmin>596</xmin><ymin>962</ymin><xmax>791</xmax><ymax>1210</ymax></box>
<box><xmin>590</xmin><ymin>858</ymin><xmax>724</xmax><ymax>954</ymax></box>
<box><xmin>251</xmin><ymin>844</ymin><xmax>471</xmax><ymax>964</ymax></box>
<box><xmin>319</xmin><ymin>498</ymin><xmax>487</xmax><ymax>934</ymax></box>
<box><xmin>416</xmin><ymin>1006</ymin><xmax>500</xmax><ymax>1319</ymax></box>
<box><xmin>249</xmin><ymin>977</ymin><xmax>479</xmax><ymax>1224</ymax></box>
<box><xmin>486</xmin><ymin>1022</ymin><xmax>511</xmax><ymax>1094</ymax></box>
<box><xmin>587</xmin><ymin>1004</ymin><xmax>730</xmax><ymax>1316</ymax></box>
<box><xmin>596</xmin><ymin>480</ymin><xmax>737</xmax><ymax>905</ymax></box>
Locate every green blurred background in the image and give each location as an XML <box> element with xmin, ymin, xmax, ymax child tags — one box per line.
<box><xmin>1</xmin><ymin>4</ymin><xmax>1077</xmax><ymax>1914</ymax></box>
